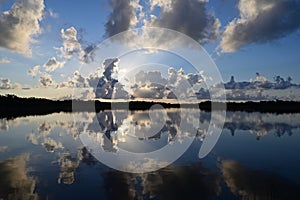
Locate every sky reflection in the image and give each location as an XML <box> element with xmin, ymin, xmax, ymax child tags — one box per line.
<box><xmin>0</xmin><ymin>110</ymin><xmax>300</xmax><ymax>199</ymax></box>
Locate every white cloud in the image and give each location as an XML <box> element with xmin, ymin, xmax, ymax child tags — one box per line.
<box><xmin>39</xmin><ymin>72</ymin><xmax>55</xmax><ymax>87</ymax></box>
<box><xmin>60</xmin><ymin>26</ymin><xmax>83</xmax><ymax>59</ymax></box>
<box><xmin>149</xmin><ymin>0</ymin><xmax>172</xmax><ymax>12</ymax></box>
<box><xmin>220</xmin><ymin>0</ymin><xmax>300</xmax><ymax>52</ymax></box>
<box><xmin>79</xmin><ymin>88</ymin><xmax>96</xmax><ymax>99</ymax></box>
<box><xmin>129</xmin><ymin>67</ymin><xmax>205</xmax><ymax>100</ymax></box>
<box><xmin>0</xmin><ymin>0</ymin><xmax>45</xmax><ymax>55</ymax></box>
<box><xmin>0</xmin><ymin>57</ymin><xmax>10</xmax><ymax>64</ymax></box>
<box><xmin>44</xmin><ymin>57</ymin><xmax>65</xmax><ymax>72</ymax></box>
<box><xmin>73</xmin><ymin>70</ymin><xmax>88</xmax><ymax>87</ymax></box>
<box><xmin>27</xmin><ymin>65</ymin><xmax>41</xmax><ymax>77</ymax></box>
<box><xmin>57</xmin><ymin>70</ymin><xmax>88</xmax><ymax>88</ymax></box>
<box><xmin>0</xmin><ymin>78</ymin><xmax>12</xmax><ymax>89</ymax></box>
<box><xmin>0</xmin><ymin>78</ymin><xmax>21</xmax><ymax>90</ymax></box>
<box><xmin>113</xmin><ymin>82</ymin><xmax>129</xmax><ymax>99</ymax></box>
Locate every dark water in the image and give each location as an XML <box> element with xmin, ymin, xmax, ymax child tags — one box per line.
<box><xmin>0</xmin><ymin>110</ymin><xmax>300</xmax><ymax>200</ymax></box>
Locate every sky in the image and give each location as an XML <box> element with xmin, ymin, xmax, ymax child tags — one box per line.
<box><xmin>0</xmin><ymin>0</ymin><xmax>300</xmax><ymax>100</ymax></box>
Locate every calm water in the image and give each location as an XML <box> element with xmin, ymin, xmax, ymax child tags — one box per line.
<box><xmin>0</xmin><ymin>110</ymin><xmax>300</xmax><ymax>200</ymax></box>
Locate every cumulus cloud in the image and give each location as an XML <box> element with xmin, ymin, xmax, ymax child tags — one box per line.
<box><xmin>44</xmin><ymin>57</ymin><xmax>65</xmax><ymax>72</ymax></box>
<box><xmin>0</xmin><ymin>78</ymin><xmax>12</xmax><ymax>89</ymax></box>
<box><xmin>130</xmin><ymin>67</ymin><xmax>205</xmax><ymax>99</ymax></box>
<box><xmin>0</xmin><ymin>0</ymin><xmax>45</xmax><ymax>55</ymax></box>
<box><xmin>72</xmin><ymin>71</ymin><xmax>88</xmax><ymax>87</ymax></box>
<box><xmin>147</xmin><ymin>0</ymin><xmax>220</xmax><ymax>43</ymax></box>
<box><xmin>149</xmin><ymin>0</ymin><xmax>172</xmax><ymax>12</ymax></box>
<box><xmin>211</xmin><ymin>72</ymin><xmax>300</xmax><ymax>100</ymax></box>
<box><xmin>55</xmin><ymin>58</ymin><xmax>206</xmax><ymax>100</ymax></box>
<box><xmin>220</xmin><ymin>0</ymin><xmax>300</xmax><ymax>52</ymax></box>
<box><xmin>79</xmin><ymin>88</ymin><xmax>96</xmax><ymax>99</ymax></box>
<box><xmin>39</xmin><ymin>72</ymin><xmax>55</xmax><ymax>87</ymax></box>
<box><xmin>60</xmin><ymin>27</ymin><xmax>82</xmax><ymax>59</ymax></box>
<box><xmin>58</xmin><ymin>26</ymin><xmax>97</xmax><ymax>63</ymax></box>
<box><xmin>27</xmin><ymin>65</ymin><xmax>41</xmax><ymax>77</ymax></box>
<box><xmin>223</xmin><ymin>73</ymin><xmax>297</xmax><ymax>90</ymax></box>
<box><xmin>28</xmin><ymin>57</ymin><xmax>65</xmax><ymax>79</ymax></box>
<box><xmin>105</xmin><ymin>0</ymin><xmax>141</xmax><ymax>37</ymax></box>
<box><xmin>94</xmin><ymin>58</ymin><xmax>128</xmax><ymax>99</ymax></box>
<box><xmin>0</xmin><ymin>78</ymin><xmax>19</xmax><ymax>89</ymax></box>
<box><xmin>58</xmin><ymin>71</ymin><xmax>90</xmax><ymax>89</ymax></box>
<box><xmin>0</xmin><ymin>57</ymin><xmax>10</xmax><ymax>64</ymax></box>
<box><xmin>113</xmin><ymin>82</ymin><xmax>129</xmax><ymax>99</ymax></box>
<box><xmin>56</xmin><ymin>58</ymin><xmax>129</xmax><ymax>99</ymax></box>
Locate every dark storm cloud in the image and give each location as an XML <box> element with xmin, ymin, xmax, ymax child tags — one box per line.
<box><xmin>105</xmin><ymin>0</ymin><xmax>137</xmax><ymax>37</ymax></box>
<box><xmin>220</xmin><ymin>0</ymin><xmax>300</xmax><ymax>52</ymax></box>
<box><xmin>149</xmin><ymin>0</ymin><xmax>220</xmax><ymax>43</ymax></box>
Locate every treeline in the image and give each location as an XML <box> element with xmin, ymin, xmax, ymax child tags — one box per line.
<box><xmin>0</xmin><ymin>94</ymin><xmax>72</xmax><ymax>119</ymax></box>
<box><xmin>1</xmin><ymin>94</ymin><xmax>300</xmax><ymax>119</ymax></box>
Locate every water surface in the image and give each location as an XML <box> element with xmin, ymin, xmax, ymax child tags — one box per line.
<box><xmin>0</xmin><ymin>110</ymin><xmax>300</xmax><ymax>199</ymax></box>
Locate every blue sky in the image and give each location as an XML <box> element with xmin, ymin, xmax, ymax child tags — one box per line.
<box><xmin>0</xmin><ymin>0</ymin><xmax>300</xmax><ymax>99</ymax></box>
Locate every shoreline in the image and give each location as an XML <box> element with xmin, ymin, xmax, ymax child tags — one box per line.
<box><xmin>1</xmin><ymin>95</ymin><xmax>300</xmax><ymax>119</ymax></box>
